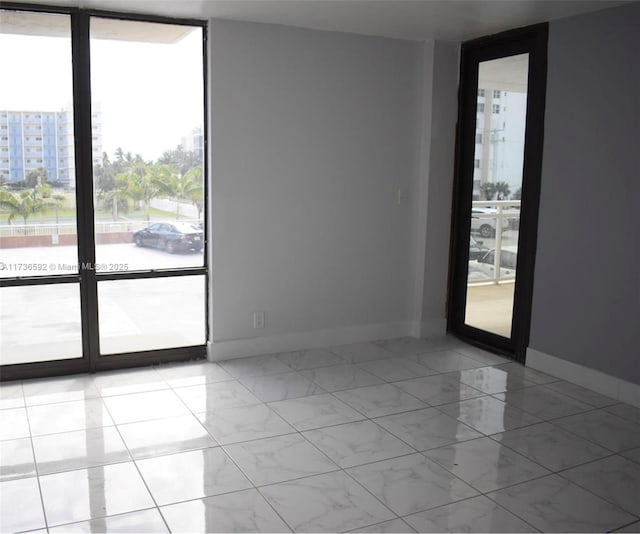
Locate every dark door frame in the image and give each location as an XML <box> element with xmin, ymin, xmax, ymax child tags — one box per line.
<box><xmin>0</xmin><ymin>3</ymin><xmax>209</xmax><ymax>381</ymax></box>
<box><xmin>447</xmin><ymin>23</ymin><xmax>548</xmax><ymax>362</ymax></box>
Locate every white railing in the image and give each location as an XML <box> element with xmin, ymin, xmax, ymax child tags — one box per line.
<box><xmin>469</xmin><ymin>200</ymin><xmax>520</xmax><ymax>285</ymax></box>
<box><xmin>0</xmin><ymin>222</ymin><xmax>77</xmax><ymax>237</ymax></box>
<box><xmin>0</xmin><ymin>219</ymin><xmax>202</xmax><ymax>237</ymax></box>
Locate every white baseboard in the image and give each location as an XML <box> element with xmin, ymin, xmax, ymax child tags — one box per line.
<box><xmin>526</xmin><ymin>348</ymin><xmax>640</xmax><ymax>408</ymax></box>
<box><xmin>208</xmin><ymin>321</ymin><xmax>414</xmax><ymax>362</ymax></box>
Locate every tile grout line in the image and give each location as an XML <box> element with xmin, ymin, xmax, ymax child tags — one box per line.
<box><xmin>401</xmin><ymin>492</ymin><xmax>541</xmax><ymax>533</ymax></box>
<box><xmin>168</xmin><ymin>354</ymin><xmax>404</xmax><ymax>531</ymax></box>
<box><xmin>552</xmin><ymin>457</ymin><xmax>640</xmax><ymax>520</ymax></box>
<box><xmin>212</xmin><ymin>441</ymin><xmax>298</xmax><ymax>533</ymax></box>
<box><xmin>98</xmin><ymin>376</ymin><xmax>175</xmax><ymax>534</ymax></box>
<box><xmin>484</xmin><ymin>430</ymin><xmax>618</xmax><ymax>472</ymax></box>
<box><xmin>542</xmin><ymin>410</ymin><xmax>640</xmax><ymax>453</ymax></box>
<box><xmin>0</xmin><ymin>380</ymin><xmax>26</xmax><ymax>412</ymax></box>
<box><xmin>476</xmin><ymin>491</ymin><xmax>544</xmax><ymax>533</ymax></box>
<box><xmin>5</xmin><ymin>344</ymin><xmax>639</xmax><ymax>533</ymax></box>
<box><xmin>230</xmin><ymin>369</ymin><xmax>517</xmax><ymax>531</ymax></box>
<box><xmin>539</xmin><ymin>381</ymin><xmax>620</xmax><ymax>409</ymax></box>
<box><xmin>23</xmin><ymin>375</ymin><xmax>637</xmax><ymax>530</ymax></box>
<box><xmin>477</xmin><ymin>462</ymin><xmax>638</xmax><ymax>531</ymax></box>
<box><xmin>21</xmin><ymin>399</ymin><xmax>49</xmax><ymax>532</ymax></box>
<box><xmin>334</xmin><ymin>375</ymin><xmax>640</xmax><ymax>530</ymax></box>
<box><xmin>219</xmin><ymin>358</ymin><xmax>428</xmax><ymax>532</ymax></box>
<box><xmin>613</xmin><ymin>519</ymin><xmax>640</xmax><ymax>533</ymax></box>
<box><xmin>45</xmin><ymin>506</ymin><xmax>159</xmax><ymax>532</ymax></box>
<box><xmin>160</xmin><ymin>365</ymin><xmax>298</xmax><ymax>533</ymax></box>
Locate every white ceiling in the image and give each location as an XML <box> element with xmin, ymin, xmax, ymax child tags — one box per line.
<box><xmin>7</xmin><ymin>0</ymin><xmax>634</xmax><ymax>41</ymax></box>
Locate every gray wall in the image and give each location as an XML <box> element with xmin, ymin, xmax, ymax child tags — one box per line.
<box><xmin>530</xmin><ymin>2</ymin><xmax>640</xmax><ymax>384</ymax></box>
<box><xmin>210</xmin><ymin>20</ymin><xmax>440</xmax><ymax>348</ymax></box>
<box><xmin>420</xmin><ymin>41</ymin><xmax>459</xmax><ymax>334</ymax></box>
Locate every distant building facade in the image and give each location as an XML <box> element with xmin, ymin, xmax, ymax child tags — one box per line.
<box><xmin>0</xmin><ymin>104</ymin><xmax>102</xmax><ymax>186</ymax></box>
<box><xmin>473</xmin><ymin>89</ymin><xmax>527</xmax><ymax>199</ymax></box>
<box><xmin>180</xmin><ymin>126</ymin><xmax>203</xmax><ymax>158</ymax></box>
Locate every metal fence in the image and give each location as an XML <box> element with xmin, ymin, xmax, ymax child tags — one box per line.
<box><xmin>0</xmin><ymin>219</ymin><xmax>202</xmax><ymax>237</ymax></box>
<box><xmin>469</xmin><ymin>200</ymin><xmax>520</xmax><ymax>285</ymax></box>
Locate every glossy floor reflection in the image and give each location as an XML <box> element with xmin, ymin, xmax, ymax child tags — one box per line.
<box><xmin>1</xmin><ymin>337</ymin><xmax>640</xmax><ymax>533</ymax></box>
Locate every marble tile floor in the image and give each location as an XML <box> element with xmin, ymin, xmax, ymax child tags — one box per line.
<box><xmin>1</xmin><ymin>337</ymin><xmax>640</xmax><ymax>533</ymax></box>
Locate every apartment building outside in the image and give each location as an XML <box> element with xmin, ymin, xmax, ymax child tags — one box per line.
<box><xmin>0</xmin><ymin>104</ymin><xmax>102</xmax><ymax>187</ymax></box>
<box><xmin>473</xmin><ymin>87</ymin><xmax>527</xmax><ymax>199</ymax></box>
<box><xmin>180</xmin><ymin>125</ymin><xmax>204</xmax><ymax>159</ymax></box>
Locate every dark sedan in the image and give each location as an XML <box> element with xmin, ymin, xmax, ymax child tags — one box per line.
<box><xmin>133</xmin><ymin>222</ymin><xmax>203</xmax><ymax>253</ymax></box>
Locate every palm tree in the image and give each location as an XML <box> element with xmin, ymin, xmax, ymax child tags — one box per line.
<box><xmin>0</xmin><ymin>186</ymin><xmax>15</xmax><ymax>219</ymax></box>
<box><xmin>51</xmin><ymin>194</ymin><xmax>66</xmax><ymax>229</ymax></box>
<box><xmin>494</xmin><ymin>181</ymin><xmax>511</xmax><ymax>200</ymax></box>
<box><xmin>182</xmin><ymin>166</ymin><xmax>204</xmax><ymax>220</ymax></box>
<box><xmin>25</xmin><ymin>167</ymin><xmax>49</xmax><ymax>188</ymax></box>
<box><xmin>99</xmin><ymin>174</ymin><xmax>129</xmax><ymax>221</ymax></box>
<box><xmin>124</xmin><ymin>161</ymin><xmax>162</xmax><ymax>223</ymax></box>
<box><xmin>94</xmin><ymin>152</ymin><xmax>115</xmax><ymax>194</ymax></box>
<box><xmin>0</xmin><ymin>187</ymin><xmax>47</xmax><ymax>227</ymax></box>
<box><xmin>512</xmin><ymin>187</ymin><xmax>522</xmax><ymax>200</ymax></box>
<box><xmin>38</xmin><ymin>189</ymin><xmax>68</xmax><ymax>233</ymax></box>
<box><xmin>479</xmin><ymin>182</ymin><xmax>497</xmax><ymax>200</ymax></box>
<box><xmin>35</xmin><ymin>184</ymin><xmax>54</xmax><ymax>224</ymax></box>
<box><xmin>158</xmin><ymin>146</ymin><xmax>201</xmax><ymax>176</ymax></box>
<box><xmin>155</xmin><ymin>165</ymin><xmax>202</xmax><ymax>219</ymax></box>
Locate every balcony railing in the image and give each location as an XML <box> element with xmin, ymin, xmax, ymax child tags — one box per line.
<box><xmin>469</xmin><ymin>199</ymin><xmax>520</xmax><ymax>285</ymax></box>
<box><xmin>0</xmin><ymin>219</ymin><xmax>202</xmax><ymax>237</ymax></box>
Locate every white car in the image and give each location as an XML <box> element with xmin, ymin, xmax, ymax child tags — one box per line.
<box><xmin>468</xmin><ymin>246</ymin><xmax>518</xmax><ymax>281</ymax></box>
<box><xmin>470</xmin><ymin>207</ymin><xmax>520</xmax><ymax>237</ymax></box>
<box><xmin>470</xmin><ymin>208</ymin><xmax>498</xmax><ymax>238</ymax></box>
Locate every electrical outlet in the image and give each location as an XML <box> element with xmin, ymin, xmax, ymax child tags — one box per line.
<box><xmin>253</xmin><ymin>311</ymin><xmax>265</xmax><ymax>329</ymax></box>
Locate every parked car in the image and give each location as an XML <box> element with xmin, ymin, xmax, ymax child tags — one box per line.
<box><xmin>470</xmin><ymin>208</ymin><xmax>497</xmax><ymax>238</ymax></box>
<box><xmin>469</xmin><ymin>235</ymin><xmax>489</xmax><ymax>260</ymax></box>
<box><xmin>468</xmin><ymin>245</ymin><xmax>518</xmax><ymax>280</ymax></box>
<box><xmin>133</xmin><ymin>222</ymin><xmax>203</xmax><ymax>253</ymax></box>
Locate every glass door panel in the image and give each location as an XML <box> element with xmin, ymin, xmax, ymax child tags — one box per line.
<box><xmin>89</xmin><ymin>19</ymin><xmax>205</xmax><ymax>273</ymax></box>
<box><xmin>89</xmin><ymin>17</ymin><xmax>207</xmax><ymax>358</ymax></box>
<box><xmin>464</xmin><ymin>54</ymin><xmax>528</xmax><ymax>337</ymax></box>
<box><xmin>449</xmin><ymin>25</ymin><xmax>547</xmax><ymax>362</ymax></box>
<box><xmin>0</xmin><ymin>11</ymin><xmax>84</xmax><ymax>369</ymax></box>
<box><xmin>0</xmin><ymin>284</ymin><xmax>82</xmax><ymax>365</ymax></box>
<box><xmin>0</xmin><ymin>11</ymin><xmax>78</xmax><ymax>278</ymax></box>
<box><xmin>97</xmin><ymin>275</ymin><xmax>206</xmax><ymax>354</ymax></box>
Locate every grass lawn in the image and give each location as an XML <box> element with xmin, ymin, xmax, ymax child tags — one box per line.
<box><xmin>0</xmin><ymin>206</ymin><xmax>188</xmax><ymax>226</ymax></box>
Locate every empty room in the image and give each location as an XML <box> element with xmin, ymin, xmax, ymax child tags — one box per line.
<box><xmin>0</xmin><ymin>0</ymin><xmax>639</xmax><ymax>532</ymax></box>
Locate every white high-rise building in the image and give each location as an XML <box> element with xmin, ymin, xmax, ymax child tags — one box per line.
<box><xmin>473</xmin><ymin>88</ymin><xmax>527</xmax><ymax>199</ymax></box>
<box><xmin>180</xmin><ymin>126</ymin><xmax>204</xmax><ymax>158</ymax></box>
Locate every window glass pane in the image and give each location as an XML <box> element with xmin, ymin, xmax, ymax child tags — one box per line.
<box><xmin>98</xmin><ymin>275</ymin><xmax>205</xmax><ymax>354</ymax></box>
<box><xmin>89</xmin><ymin>19</ymin><xmax>204</xmax><ymax>273</ymax></box>
<box><xmin>0</xmin><ymin>11</ymin><xmax>78</xmax><ymax>278</ymax></box>
<box><xmin>465</xmin><ymin>53</ymin><xmax>528</xmax><ymax>337</ymax></box>
<box><xmin>0</xmin><ymin>284</ymin><xmax>82</xmax><ymax>365</ymax></box>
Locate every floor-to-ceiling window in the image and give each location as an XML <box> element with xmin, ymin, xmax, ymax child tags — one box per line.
<box><xmin>0</xmin><ymin>7</ymin><xmax>208</xmax><ymax>380</ymax></box>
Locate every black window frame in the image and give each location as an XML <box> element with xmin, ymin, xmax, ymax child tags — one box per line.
<box><xmin>447</xmin><ymin>23</ymin><xmax>548</xmax><ymax>362</ymax></box>
<box><xmin>0</xmin><ymin>2</ymin><xmax>210</xmax><ymax>381</ymax></box>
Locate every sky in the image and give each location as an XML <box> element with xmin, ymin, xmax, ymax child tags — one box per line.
<box><xmin>0</xmin><ymin>18</ymin><xmax>203</xmax><ymax>162</ymax></box>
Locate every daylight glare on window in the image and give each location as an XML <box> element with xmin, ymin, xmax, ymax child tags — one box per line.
<box><xmin>90</xmin><ymin>19</ymin><xmax>205</xmax><ymax>272</ymax></box>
